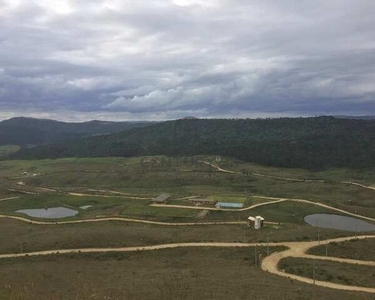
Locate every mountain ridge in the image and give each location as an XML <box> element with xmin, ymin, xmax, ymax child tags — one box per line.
<box><xmin>11</xmin><ymin>116</ymin><xmax>375</xmax><ymax>169</ymax></box>
<box><xmin>0</xmin><ymin>117</ymin><xmax>156</xmax><ymax>146</ymax></box>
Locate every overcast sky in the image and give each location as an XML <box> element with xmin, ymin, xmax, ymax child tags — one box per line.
<box><xmin>1</xmin><ymin>0</ymin><xmax>375</xmax><ymax>121</ymax></box>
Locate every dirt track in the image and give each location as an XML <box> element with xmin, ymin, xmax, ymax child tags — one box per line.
<box><xmin>201</xmin><ymin>161</ymin><xmax>375</xmax><ymax>192</ymax></box>
<box><xmin>2</xmin><ymin>163</ymin><xmax>375</xmax><ymax>293</ymax></box>
<box><xmin>150</xmin><ymin>198</ymin><xmax>287</xmax><ymax>212</ymax></box>
<box><xmin>1</xmin><ymin>196</ymin><xmax>375</xmax><ymax>293</ymax></box>
<box><xmin>0</xmin><ymin>213</ymin><xmax>252</xmax><ymax>226</ymax></box>
<box><xmin>0</xmin><ymin>196</ymin><xmax>20</xmax><ymax>202</ymax></box>
<box><xmin>0</xmin><ymin>234</ymin><xmax>374</xmax><ymax>293</ymax></box>
<box><xmin>261</xmin><ymin>235</ymin><xmax>375</xmax><ymax>293</ymax></box>
<box><xmin>68</xmin><ymin>192</ymin><xmax>151</xmax><ymax>200</ymax></box>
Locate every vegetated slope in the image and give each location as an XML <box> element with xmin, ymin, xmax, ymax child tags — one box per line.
<box><xmin>12</xmin><ymin>117</ymin><xmax>375</xmax><ymax>169</ymax></box>
<box><xmin>0</xmin><ymin>117</ymin><xmax>155</xmax><ymax>146</ymax></box>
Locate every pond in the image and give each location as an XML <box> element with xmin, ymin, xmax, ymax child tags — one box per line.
<box><xmin>304</xmin><ymin>214</ymin><xmax>375</xmax><ymax>232</ymax></box>
<box><xmin>16</xmin><ymin>207</ymin><xmax>79</xmax><ymax>219</ymax></box>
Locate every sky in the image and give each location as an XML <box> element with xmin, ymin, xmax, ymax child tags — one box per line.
<box><xmin>0</xmin><ymin>0</ymin><xmax>375</xmax><ymax>121</ymax></box>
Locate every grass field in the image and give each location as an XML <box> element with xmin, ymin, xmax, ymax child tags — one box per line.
<box><xmin>0</xmin><ymin>145</ymin><xmax>20</xmax><ymax>159</ymax></box>
<box><xmin>0</xmin><ymin>248</ymin><xmax>373</xmax><ymax>300</ymax></box>
<box><xmin>279</xmin><ymin>257</ymin><xmax>375</xmax><ymax>288</ymax></box>
<box><xmin>0</xmin><ymin>193</ymin><xmax>357</xmax><ymax>225</ymax></box>
<box><xmin>0</xmin><ymin>218</ymin><xmax>355</xmax><ymax>255</ymax></box>
<box><xmin>2</xmin><ymin>156</ymin><xmax>375</xmax><ymax>219</ymax></box>
<box><xmin>0</xmin><ymin>156</ymin><xmax>375</xmax><ymax>299</ymax></box>
<box><xmin>220</xmin><ymin>159</ymin><xmax>375</xmax><ymax>184</ymax></box>
<box><xmin>206</xmin><ymin>201</ymin><xmax>347</xmax><ymax>224</ymax></box>
<box><xmin>308</xmin><ymin>238</ymin><xmax>375</xmax><ymax>261</ymax></box>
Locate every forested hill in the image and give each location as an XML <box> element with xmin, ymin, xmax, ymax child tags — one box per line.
<box><xmin>12</xmin><ymin>117</ymin><xmax>375</xmax><ymax>169</ymax></box>
<box><xmin>0</xmin><ymin>117</ymin><xmax>155</xmax><ymax>146</ymax></box>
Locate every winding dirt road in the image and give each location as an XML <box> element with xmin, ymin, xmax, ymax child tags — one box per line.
<box><xmin>0</xmin><ymin>213</ymin><xmax>253</xmax><ymax>226</ymax></box>
<box><xmin>201</xmin><ymin>161</ymin><xmax>375</xmax><ymax>192</ymax></box>
<box><xmin>0</xmin><ymin>234</ymin><xmax>374</xmax><ymax>293</ymax></box>
<box><xmin>0</xmin><ymin>196</ymin><xmax>19</xmax><ymax>202</ymax></box>
<box><xmin>255</xmin><ymin>195</ymin><xmax>375</xmax><ymax>223</ymax></box>
<box><xmin>150</xmin><ymin>198</ymin><xmax>288</xmax><ymax>212</ymax></box>
<box><xmin>68</xmin><ymin>192</ymin><xmax>151</xmax><ymax>200</ymax></box>
<box><xmin>2</xmin><ymin>163</ymin><xmax>375</xmax><ymax>293</ymax></box>
<box><xmin>151</xmin><ymin>195</ymin><xmax>375</xmax><ymax>223</ymax></box>
<box><xmin>261</xmin><ymin>235</ymin><xmax>375</xmax><ymax>293</ymax></box>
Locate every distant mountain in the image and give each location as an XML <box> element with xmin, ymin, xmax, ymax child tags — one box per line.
<box><xmin>0</xmin><ymin>117</ymin><xmax>156</xmax><ymax>146</ymax></box>
<box><xmin>334</xmin><ymin>115</ymin><xmax>375</xmax><ymax>120</ymax></box>
<box><xmin>12</xmin><ymin>117</ymin><xmax>375</xmax><ymax>169</ymax></box>
<box><xmin>181</xmin><ymin>116</ymin><xmax>198</xmax><ymax>120</ymax></box>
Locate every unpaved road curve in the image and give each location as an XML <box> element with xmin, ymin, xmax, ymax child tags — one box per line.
<box><xmin>198</xmin><ymin>161</ymin><xmax>238</xmax><ymax>174</ymax></box>
<box><xmin>68</xmin><ymin>192</ymin><xmax>151</xmax><ymax>200</ymax></box>
<box><xmin>255</xmin><ymin>195</ymin><xmax>375</xmax><ymax>223</ymax></box>
<box><xmin>1</xmin><ymin>235</ymin><xmax>375</xmax><ymax>293</ymax></box>
<box><xmin>0</xmin><ymin>214</ymin><xmax>252</xmax><ymax>227</ymax></box>
<box><xmin>151</xmin><ymin>198</ymin><xmax>287</xmax><ymax>212</ymax></box>
<box><xmin>341</xmin><ymin>181</ymin><xmax>375</xmax><ymax>191</ymax></box>
<box><xmin>151</xmin><ymin>195</ymin><xmax>375</xmax><ymax>223</ymax></box>
<box><xmin>261</xmin><ymin>235</ymin><xmax>375</xmax><ymax>293</ymax></box>
<box><xmin>0</xmin><ymin>242</ymin><xmax>271</xmax><ymax>259</ymax></box>
<box><xmin>0</xmin><ymin>196</ymin><xmax>19</xmax><ymax>202</ymax></box>
<box><xmin>201</xmin><ymin>161</ymin><xmax>375</xmax><ymax>192</ymax></box>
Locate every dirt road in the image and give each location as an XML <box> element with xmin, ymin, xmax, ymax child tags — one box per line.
<box><xmin>68</xmin><ymin>192</ymin><xmax>151</xmax><ymax>200</ymax></box>
<box><xmin>0</xmin><ymin>213</ymin><xmax>253</xmax><ymax>226</ymax></box>
<box><xmin>255</xmin><ymin>195</ymin><xmax>375</xmax><ymax>223</ymax></box>
<box><xmin>261</xmin><ymin>235</ymin><xmax>375</xmax><ymax>293</ymax></box>
<box><xmin>0</xmin><ymin>196</ymin><xmax>20</xmax><ymax>202</ymax></box>
<box><xmin>0</xmin><ymin>234</ymin><xmax>374</xmax><ymax>293</ymax></box>
<box><xmin>150</xmin><ymin>198</ymin><xmax>287</xmax><ymax>212</ymax></box>
<box><xmin>201</xmin><ymin>161</ymin><xmax>375</xmax><ymax>192</ymax></box>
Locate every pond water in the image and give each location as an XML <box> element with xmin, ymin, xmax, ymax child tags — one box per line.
<box><xmin>304</xmin><ymin>214</ymin><xmax>375</xmax><ymax>232</ymax></box>
<box><xmin>16</xmin><ymin>207</ymin><xmax>79</xmax><ymax>219</ymax></box>
<box><xmin>80</xmin><ymin>205</ymin><xmax>93</xmax><ymax>210</ymax></box>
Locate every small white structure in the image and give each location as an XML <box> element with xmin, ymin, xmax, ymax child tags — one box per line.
<box><xmin>247</xmin><ymin>216</ymin><xmax>256</xmax><ymax>227</ymax></box>
<box><xmin>17</xmin><ymin>181</ymin><xmax>26</xmax><ymax>186</ymax></box>
<box><xmin>255</xmin><ymin>215</ymin><xmax>265</xmax><ymax>229</ymax></box>
<box><xmin>247</xmin><ymin>215</ymin><xmax>265</xmax><ymax>229</ymax></box>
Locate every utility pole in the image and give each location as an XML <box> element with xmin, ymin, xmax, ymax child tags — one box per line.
<box><xmin>254</xmin><ymin>246</ymin><xmax>258</xmax><ymax>267</ymax></box>
<box><xmin>313</xmin><ymin>263</ymin><xmax>316</xmax><ymax>285</ymax></box>
<box><xmin>325</xmin><ymin>243</ymin><xmax>328</xmax><ymax>256</ymax></box>
<box><xmin>317</xmin><ymin>232</ymin><xmax>320</xmax><ymax>245</ymax></box>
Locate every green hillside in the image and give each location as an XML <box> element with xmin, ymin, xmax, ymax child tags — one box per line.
<box><xmin>12</xmin><ymin>117</ymin><xmax>375</xmax><ymax>169</ymax></box>
<box><xmin>0</xmin><ymin>117</ymin><xmax>155</xmax><ymax>146</ymax></box>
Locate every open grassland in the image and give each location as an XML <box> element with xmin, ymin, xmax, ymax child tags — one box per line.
<box><xmin>206</xmin><ymin>201</ymin><xmax>346</xmax><ymax>224</ymax></box>
<box><xmin>0</xmin><ymin>193</ymin><xmax>353</xmax><ymax>225</ymax></box>
<box><xmin>1</xmin><ymin>156</ymin><xmax>375</xmax><ymax>219</ymax></box>
<box><xmin>221</xmin><ymin>159</ymin><xmax>375</xmax><ymax>184</ymax></box>
<box><xmin>0</xmin><ymin>145</ymin><xmax>20</xmax><ymax>159</ymax></box>
<box><xmin>1</xmin><ymin>157</ymin><xmax>375</xmax><ymax>299</ymax></box>
<box><xmin>0</xmin><ymin>218</ymin><xmax>354</xmax><ymax>255</ymax></box>
<box><xmin>0</xmin><ymin>248</ymin><xmax>373</xmax><ymax>300</ymax></box>
<box><xmin>279</xmin><ymin>257</ymin><xmax>375</xmax><ymax>289</ymax></box>
<box><xmin>308</xmin><ymin>238</ymin><xmax>375</xmax><ymax>261</ymax></box>
<box><xmin>0</xmin><ymin>194</ymin><xmax>199</xmax><ymax>222</ymax></box>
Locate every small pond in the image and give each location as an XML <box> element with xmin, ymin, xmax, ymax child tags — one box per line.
<box><xmin>16</xmin><ymin>207</ymin><xmax>79</xmax><ymax>219</ymax></box>
<box><xmin>304</xmin><ymin>214</ymin><xmax>375</xmax><ymax>232</ymax></box>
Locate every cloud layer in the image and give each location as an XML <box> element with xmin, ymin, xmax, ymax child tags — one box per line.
<box><xmin>1</xmin><ymin>0</ymin><xmax>375</xmax><ymax>120</ymax></box>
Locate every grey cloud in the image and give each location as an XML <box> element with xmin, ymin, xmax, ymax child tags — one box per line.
<box><xmin>1</xmin><ymin>0</ymin><xmax>375</xmax><ymax>120</ymax></box>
